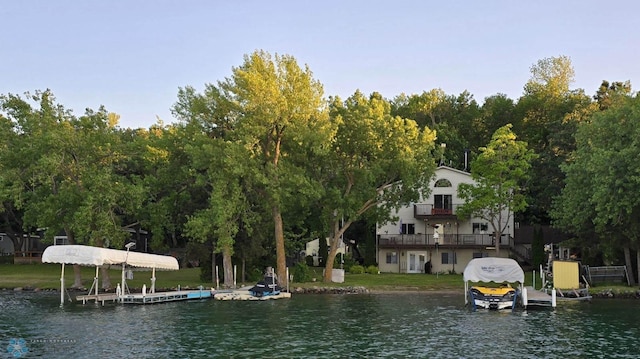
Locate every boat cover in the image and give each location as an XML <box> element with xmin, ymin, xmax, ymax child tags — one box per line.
<box><xmin>463</xmin><ymin>257</ymin><xmax>524</xmax><ymax>284</ymax></box>
<box><xmin>42</xmin><ymin>245</ymin><xmax>179</xmax><ymax>270</ymax></box>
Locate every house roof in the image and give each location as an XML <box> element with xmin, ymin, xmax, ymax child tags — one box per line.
<box><xmin>42</xmin><ymin>245</ymin><xmax>179</xmax><ymax>270</ymax></box>
<box><xmin>435</xmin><ymin>165</ymin><xmax>471</xmax><ymax>176</ymax></box>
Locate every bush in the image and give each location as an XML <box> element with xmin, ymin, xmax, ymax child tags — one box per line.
<box><xmin>366</xmin><ymin>265</ymin><xmax>379</xmax><ymax>274</ymax></box>
<box><xmin>291</xmin><ymin>262</ymin><xmax>313</xmax><ymax>283</ymax></box>
<box><xmin>333</xmin><ymin>253</ymin><xmax>357</xmax><ymax>269</ymax></box>
<box><xmin>305</xmin><ymin>255</ymin><xmax>314</xmax><ymax>267</ymax></box>
<box><xmin>349</xmin><ymin>264</ymin><xmax>365</xmax><ymax>274</ymax></box>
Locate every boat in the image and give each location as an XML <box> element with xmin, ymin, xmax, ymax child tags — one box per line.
<box><xmin>463</xmin><ymin>257</ymin><xmax>525</xmax><ymax>311</ymax></box>
<box><xmin>468</xmin><ymin>283</ymin><xmax>519</xmax><ymax>310</ymax></box>
<box><xmin>213</xmin><ymin>266</ymin><xmax>292</xmax><ymax>301</ymax></box>
<box><xmin>248</xmin><ymin>267</ymin><xmax>281</xmax><ymax>297</ymax></box>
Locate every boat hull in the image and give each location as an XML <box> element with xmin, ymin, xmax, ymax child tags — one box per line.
<box><xmin>470</xmin><ymin>286</ymin><xmax>518</xmax><ymax>310</ymax></box>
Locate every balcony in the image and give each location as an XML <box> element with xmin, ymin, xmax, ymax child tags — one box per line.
<box><xmin>378</xmin><ymin>233</ymin><xmax>513</xmax><ymax>249</ymax></box>
<box><xmin>414</xmin><ymin>204</ymin><xmax>463</xmax><ymax>219</ymax></box>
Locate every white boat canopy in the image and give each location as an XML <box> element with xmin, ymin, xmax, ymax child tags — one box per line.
<box><xmin>42</xmin><ymin>244</ymin><xmax>179</xmax><ymax>270</ymax></box>
<box><xmin>463</xmin><ymin>257</ymin><xmax>524</xmax><ymax>284</ymax></box>
<box><xmin>43</xmin><ymin>245</ymin><xmax>179</xmax><ymax>305</ymax></box>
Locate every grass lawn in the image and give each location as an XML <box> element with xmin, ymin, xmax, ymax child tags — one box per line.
<box><xmin>0</xmin><ymin>263</ymin><xmax>207</xmax><ymax>290</ymax></box>
<box><xmin>0</xmin><ymin>263</ymin><xmax>635</xmax><ymax>295</ymax></box>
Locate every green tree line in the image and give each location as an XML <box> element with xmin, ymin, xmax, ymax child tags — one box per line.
<box><xmin>1</xmin><ymin>51</ymin><xmax>638</xmax><ymax>285</ymax></box>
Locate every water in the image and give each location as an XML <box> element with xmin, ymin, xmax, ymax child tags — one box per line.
<box><xmin>1</xmin><ymin>291</ymin><xmax>639</xmax><ymax>358</ymax></box>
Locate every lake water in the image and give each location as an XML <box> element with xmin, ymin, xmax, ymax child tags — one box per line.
<box><xmin>1</xmin><ymin>291</ymin><xmax>639</xmax><ymax>358</ymax></box>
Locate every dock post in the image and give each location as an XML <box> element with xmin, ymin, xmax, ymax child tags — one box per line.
<box><xmin>151</xmin><ymin>267</ymin><xmax>156</xmax><ymax>294</ymax></box>
<box><xmin>60</xmin><ymin>263</ymin><xmax>65</xmax><ymax>306</ymax></box>
<box><xmin>551</xmin><ymin>288</ymin><xmax>557</xmax><ymax>308</ymax></box>
<box><xmin>522</xmin><ymin>287</ymin><xmax>528</xmax><ymax>308</ymax></box>
<box><xmin>216</xmin><ymin>266</ymin><xmax>219</xmax><ymax>290</ymax></box>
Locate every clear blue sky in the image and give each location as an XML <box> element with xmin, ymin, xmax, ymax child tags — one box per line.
<box><xmin>3</xmin><ymin>1</ymin><xmax>639</xmax><ymax>129</ymax></box>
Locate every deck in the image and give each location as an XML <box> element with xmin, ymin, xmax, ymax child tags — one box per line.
<box><xmin>523</xmin><ymin>286</ymin><xmax>592</xmax><ymax>309</ymax></box>
<box><xmin>214</xmin><ymin>290</ymin><xmax>292</xmax><ymax>301</ymax></box>
<box><xmin>523</xmin><ymin>286</ymin><xmax>555</xmax><ymax>308</ymax></box>
<box><xmin>76</xmin><ymin>288</ymin><xmax>215</xmax><ymax>305</ymax></box>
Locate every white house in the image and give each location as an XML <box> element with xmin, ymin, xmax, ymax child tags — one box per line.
<box><xmin>305</xmin><ymin>238</ymin><xmax>346</xmax><ymax>266</ymax></box>
<box><xmin>376</xmin><ymin>166</ymin><xmax>515</xmax><ymax>274</ymax></box>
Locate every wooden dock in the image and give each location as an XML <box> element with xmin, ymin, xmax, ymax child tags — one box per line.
<box><xmin>523</xmin><ymin>286</ymin><xmax>592</xmax><ymax>309</ymax></box>
<box><xmin>214</xmin><ymin>290</ymin><xmax>291</xmax><ymax>301</ymax></box>
<box><xmin>523</xmin><ymin>286</ymin><xmax>555</xmax><ymax>308</ymax></box>
<box><xmin>76</xmin><ymin>288</ymin><xmax>215</xmax><ymax>305</ymax></box>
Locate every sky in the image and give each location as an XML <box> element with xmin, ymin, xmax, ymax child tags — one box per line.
<box><xmin>2</xmin><ymin>1</ymin><xmax>639</xmax><ymax>129</ymax></box>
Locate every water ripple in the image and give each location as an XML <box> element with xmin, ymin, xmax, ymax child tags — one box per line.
<box><xmin>1</xmin><ymin>292</ymin><xmax>639</xmax><ymax>358</ymax></box>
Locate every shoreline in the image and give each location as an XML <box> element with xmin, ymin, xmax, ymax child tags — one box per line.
<box><xmin>3</xmin><ymin>285</ymin><xmax>639</xmax><ymax>299</ymax></box>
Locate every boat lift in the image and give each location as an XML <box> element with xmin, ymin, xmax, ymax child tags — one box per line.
<box><xmin>42</xmin><ymin>244</ymin><xmax>180</xmax><ymax>306</ymax></box>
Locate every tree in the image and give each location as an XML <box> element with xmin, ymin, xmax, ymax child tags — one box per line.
<box><xmin>553</xmin><ymin>93</ymin><xmax>640</xmax><ymax>283</ymax></box>
<box><xmin>174</xmin><ymin>50</ymin><xmax>331</xmax><ymax>285</ymax></box>
<box><xmin>594</xmin><ymin>80</ymin><xmax>632</xmax><ymax>110</ymax></box>
<box><xmin>457</xmin><ymin>124</ymin><xmax>537</xmax><ymax>254</ymax></box>
<box><xmin>515</xmin><ymin>56</ymin><xmax>594</xmax><ymax>224</ymax></box>
<box><xmin>319</xmin><ymin>91</ymin><xmax>438</xmax><ymax>282</ymax></box>
<box><xmin>0</xmin><ymin>90</ymin><xmax>143</xmax><ymax>288</ymax></box>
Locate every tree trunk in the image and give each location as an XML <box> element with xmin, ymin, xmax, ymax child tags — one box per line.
<box><xmin>272</xmin><ymin>205</ymin><xmax>287</xmax><ymax>286</ymax></box>
<box><xmin>65</xmin><ymin>229</ymin><xmax>83</xmax><ymax>288</ymax></box>
<box><xmin>319</xmin><ymin>219</ymin><xmax>340</xmax><ymax>283</ymax></box>
<box><xmin>624</xmin><ymin>246</ymin><xmax>636</xmax><ymax>284</ymax></box>
<box><xmin>222</xmin><ymin>245</ymin><xmax>234</xmax><ymax>288</ymax></box>
<box><xmin>72</xmin><ymin>265</ymin><xmax>83</xmax><ymax>289</ymax></box>
<box><xmin>494</xmin><ymin>229</ymin><xmax>501</xmax><ymax>256</ymax></box>
<box><xmin>323</xmin><ymin>236</ymin><xmax>340</xmax><ymax>283</ymax></box>
<box><xmin>100</xmin><ymin>266</ymin><xmax>112</xmax><ymax>290</ymax></box>
<box><xmin>95</xmin><ymin>238</ymin><xmax>111</xmax><ymax>290</ymax></box>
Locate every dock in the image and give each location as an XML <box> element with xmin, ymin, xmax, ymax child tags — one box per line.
<box><xmin>214</xmin><ymin>290</ymin><xmax>291</xmax><ymax>301</ymax></box>
<box><xmin>77</xmin><ymin>288</ymin><xmax>215</xmax><ymax>305</ymax></box>
<box><xmin>523</xmin><ymin>286</ymin><xmax>555</xmax><ymax>308</ymax></box>
<box><xmin>523</xmin><ymin>286</ymin><xmax>592</xmax><ymax>309</ymax></box>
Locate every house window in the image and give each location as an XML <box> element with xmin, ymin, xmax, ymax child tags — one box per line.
<box><xmin>54</xmin><ymin>236</ymin><xmax>69</xmax><ymax>246</ymax></box>
<box><xmin>441</xmin><ymin>252</ymin><xmax>457</xmax><ymax>264</ymax></box>
<box><xmin>472</xmin><ymin>223</ymin><xmax>488</xmax><ymax>234</ymax></box>
<box><xmin>401</xmin><ymin>223</ymin><xmax>415</xmax><ymax>235</ymax></box>
<box><xmin>472</xmin><ymin>252</ymin><xmax>489</xmax><ymax>259</ymax></box>
<box><xmin>433</xmin><ymin>194</ymin><xmax>452</xmax><ymax>214</ymax></box>
<box><xmin>386</xmin><ymin>252</ymin><xmax>398</xmax><ymax>264</ymax></box>
<box><xmin>434</xmin><ymin>178</ymin><xmax>452</xmax><ymax>187</ymax></box>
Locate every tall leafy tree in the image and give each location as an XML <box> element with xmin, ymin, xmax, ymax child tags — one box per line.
<box><xmin>174</xmin><ymin>50</ymin><xmax>331</xmax><ymax>284</ymax></box>
<box><xmin>553</xmin><ymin>93</ymin><xmax>640</xmax><ymax>283</ymax></box>
<box><xmin>457</xmin><ymin>124</ymin><xmax>536</xmax><ymax>254</ymax></box>
<box><xmin>515</xmin><ymin>56</ymin><xmax>594</xmax><ymax>224</ymax></box>
<box><xmin>320</xmin><ymin>91</ymin><xmax>438</xmax><ymax>281</ymax></box>
<box><xmin>0</xmin><ymin>91</ymin><xmax>143</xmax><ymax>288</ymax></box>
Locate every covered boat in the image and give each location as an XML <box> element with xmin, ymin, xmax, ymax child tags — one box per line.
<box><xmin>463</xmin><ymin>257</ymin><xmax>525</xmax><ymax>311</ymax></box>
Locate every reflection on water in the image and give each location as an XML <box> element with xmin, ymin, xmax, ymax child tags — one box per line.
<box><xmin>1</xmin><ymin>291</ymin><xmax>639</xmax><ymax>358</ymax></box>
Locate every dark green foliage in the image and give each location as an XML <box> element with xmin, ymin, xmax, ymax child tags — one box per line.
<box><xmin>305</xmin><ymin>255</ymin><xmax>314</xmax><ymax>267</ymax></box>
<box><xmin>531</xmin><ymin>226</ymin><xmax>545</xmax><ymax>268</ymax></box>
<box><xmin>332</xmin><ymin>252</ymin><xmax>356</xmax><ymax>269</ymax></box>
<box><xmin>366</xmin><ymin>265</ymin><xmax>379</xmax><ymax>274</ymax></box>
<box><xmin>318</xmin><ymin>238</ymin><xmax>328</xmax><ymax>267</ymax></box>
<box><xmin>291</xmin><ymin>261</ymin><xmax>313</xmax><ymax>283</ymax></box>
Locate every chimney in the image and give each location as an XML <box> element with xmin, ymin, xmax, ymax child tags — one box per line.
<box><xmin>464</xmin><ymin>149</ymin><xmax>470</xmax><ymax>172</ymax></box>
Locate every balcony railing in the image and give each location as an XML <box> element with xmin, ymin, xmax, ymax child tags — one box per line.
<box><xmin>414</xmin><ymin>204</ymin><xmax>464</xmax><ymax>217</ymax></box>
<box><xmin>378</xmin><ymin>233</ymin><xmax>513</xmax><ymax>247</ymax></box>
